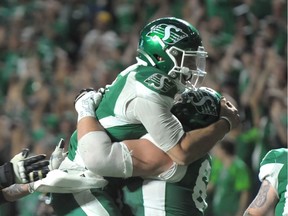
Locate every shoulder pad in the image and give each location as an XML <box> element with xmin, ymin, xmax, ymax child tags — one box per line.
<box><xmin>135</xmin><ymin>66</ymin><xmax>178</xmax><ymax>98</ymax></box>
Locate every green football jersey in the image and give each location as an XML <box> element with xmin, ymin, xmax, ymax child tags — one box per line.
<box><xmin>59</xmin><ymin>62</ymin><xmax>185</xmax><ymax>216</ymax></box>
<box><xmin>258</xmin><ymin>148</ymin><xmax>288</xmax><ymax>216</ymax></box>
<box><xmin>68</xmin><ymin>63</ymin><xmax>183</xmax><ymax>161</ymax></box>
<box><xmin>122</xmin><ymin>154</ymin><xmax>212</xmax><ymax>216</ymax></box>
<box><xmin>96</xmin><ymin>63</ymin><xmax>181</xmax><ymax>144</ymax></box>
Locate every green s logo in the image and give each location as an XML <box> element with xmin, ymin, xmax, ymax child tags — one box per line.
<box><xmin>147</xmin><ymin>24</ymin><xmax>188</xmax><ymax>45</ymax></box>
<box><xmin>144</xmin><ymin>73</ymin><xmax>175</xmax><ymax>93</ymax></box>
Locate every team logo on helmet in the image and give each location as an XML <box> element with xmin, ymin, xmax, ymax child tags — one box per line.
<box><xmin>147</xmin><ymin>24</ymin><xmax>188</xmax><ymax>45</ymax></box>
<box><xmin>186</xmin><ymin>91</ymin><xmax>218</xmax><ymax>116</ymax></box>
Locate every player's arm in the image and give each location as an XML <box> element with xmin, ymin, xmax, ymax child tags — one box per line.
<box><xmin>78</xmin><ymin>117</ymin><xmax>173</xmax><ymax>177</ymax></box>
<box><xmin>0</xmin><ymin>150</ymin><xmax>49</xmax><ymax>205</ymax></box>
<box><xmin>169</xmin><ymin>98</ymin><xmax>239</xmax><ymax>165</ymax></box>
<box><xmin>243</xmin><ymin>179</ymin><xmax>278</xmax><ymax>216</ymax></box>
<box><xmin>75</xmin><ymin>88</ymin><xmax>238</xmax><ymax>177</ymax></box>
<box><xmin>236</xmin><ymin>189</ymin><xmax>250</xmax><ymax>216</ymax></box>
<box><xmin>75</xmin><ymin>89</ymin><xmax>173</xmax><ymax>178</ymax></box>
<box><xmin>1</xmin><ymin>183</ymin><xmax>30</xmax><ymax>203</ymax></box>
<box><xmin>169</xmin><ymin>120</ymin><xmax>229</xmax><ymax>165</ymax></box>
<box><xmin>0</xmin><ymin>141</ymin><xmax>67</xmax><ymax>204</ymax></box>
<box><xmin>0</xmin><ymin>149</ymin><xmax>49</xmax><ymax>189</ymax></box>
<box><xmin>134</xmin><ymin>94</ymin><xmax>239</xmax><ymax>165</ymax></box>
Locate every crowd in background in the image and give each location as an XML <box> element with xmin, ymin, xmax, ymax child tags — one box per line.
<box><xmin>0</xmin><ymin>0</ymin><xmax>286</xmax><ymax>215</ymax></box>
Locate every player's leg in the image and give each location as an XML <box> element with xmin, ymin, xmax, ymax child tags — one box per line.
<box><xmin>123</xmin><ymin>178</ymin><xmax>202</xmax><ymax>216</ymax></box>
<box><xmin>123</xmin><ymin>138</ymin><xmax>173</xmax><ymax>177</ymax></box>
<box><xmin>51</xmin><ymin>139</ymin><xmax>122</xmax><ymax>216</ymax></box>
<box><xmin>51</xmin><ymin>188</ymin><xmax>122</xmax><ymax>216</ymax></box>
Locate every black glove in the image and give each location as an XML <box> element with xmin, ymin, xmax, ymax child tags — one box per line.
<box><xmin>0</xmin><ymin>149</ymin><xmax>50</xmax><ymax>188</ymax></box>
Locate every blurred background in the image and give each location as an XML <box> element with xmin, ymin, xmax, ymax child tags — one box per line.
<box><xmin>0</xmin><ymin>0</ymin><xmax>286</xmax><ymax>215</ymax></box>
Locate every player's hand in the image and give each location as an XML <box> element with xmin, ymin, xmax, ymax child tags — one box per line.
<box><xmin>11</xmin><ymin>149</ymin><xmax>50</xmax><ymax>184</ymax></box>
<box><xmin>74</xmin><ymin>88</ymin><xmax>103</xmax><ymax>121</ymax></box>
<box><xmin>219</xmin><ymin>97</ymin><xmax>240</xmax><ymax>130</ymax></box>
<box><xmin>49</xmin><ymin>138</ymin><xmax>67</xmax><ymax>170</ymax></box>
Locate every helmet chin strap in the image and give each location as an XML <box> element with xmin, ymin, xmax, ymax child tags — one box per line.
<box><xmin>174</xmin><ymin>67</ymin><xmax>192</xmax><ymax>93</ymax></box>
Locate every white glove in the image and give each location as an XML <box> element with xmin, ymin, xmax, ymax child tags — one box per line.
<box><xmin>74</xmin><ymin>88</ymin><xmax>103</xmax><ymax>122</ymax></box>
<box><xmin>49</xmin><ymin>139</ymin><xmax>67</xmax><ymax>170</ymax></box>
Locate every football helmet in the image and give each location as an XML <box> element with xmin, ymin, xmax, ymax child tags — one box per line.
<box><xmin>137</xmin><ymin>17</ymin><xmax>208</xmax><ymax>90</ymax></box>
<box><xmin>171</xmin><ymin>87</ymin><xmax>221</xmax><ymax>131</ymax></box>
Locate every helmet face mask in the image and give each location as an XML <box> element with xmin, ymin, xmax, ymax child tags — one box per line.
<box><xmin>167</xmin><ymin>46</ymin><xmax>207</xmax><ymax>89</ymax></box>
<box><xmin>137</xmin><ymin>17</ymin><xmax>208</xmax><ymax>90</ymax></box>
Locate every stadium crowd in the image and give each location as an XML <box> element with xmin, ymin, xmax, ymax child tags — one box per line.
<box><xmin>0</xmin><ymin>0</ymin><xmax>286</xmax><ymax>215</ymax></box>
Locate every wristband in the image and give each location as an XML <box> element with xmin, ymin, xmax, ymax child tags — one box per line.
<box><xmin>0</xmin><ymin>163</ymin><xmax>15</xmax><ymax>188</ymax></box>
<box><xmin>220</xmin><ymin>116</ymin><xmax>232</xmax><ymax>131</ymax></box>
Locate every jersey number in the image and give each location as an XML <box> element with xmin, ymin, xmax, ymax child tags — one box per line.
<box><xmin>192</xmin><ymin>159</ymin><xmax>211</xmax><ymax>212</ymax></box>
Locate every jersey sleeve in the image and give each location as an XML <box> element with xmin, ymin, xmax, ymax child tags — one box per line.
<box><xmin>258</xmin><ymin>149</ymin><xmax>286</xmax><ymax>191</ymax></box>
<box><xmin>132</xmin><ymin>96</ymin><xmax>185</xmax><ymax>152</ymax></box>
<box><xmin>127</xmin><ymin>68</ymin><xmax>185</xmax><ymax>152</ymax></box>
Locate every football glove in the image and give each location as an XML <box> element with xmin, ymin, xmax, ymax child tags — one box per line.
<box><xmin>74</xmin><ymin>88</ymin><xmax>104</xmax><ymax>122</ymax></box>
<box><xmin>48</xmin><ymin>138</ymin><xmax>67</xmax><ymax>170</ymax></box>
<box><xmin>0</xmin><ymin>149</ymin><xmax>50</xmax><ymax>188</ymax></box>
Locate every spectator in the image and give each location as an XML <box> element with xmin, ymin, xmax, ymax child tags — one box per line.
<box><xmin>207</xmin><ymin>139</ymin><xmax>251</xmax><ymax>216</ymax></box>
<box><xmin>0</xmin><ymin>0</ymin><xmax>286</xmax><ymax>215</ymax></box>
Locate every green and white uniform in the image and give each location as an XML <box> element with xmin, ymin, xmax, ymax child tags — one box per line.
<box><xmin>258</xmin><ymin>148</ymin><xmax>288</xmax><ymax>216</ymax></box>
<box><xmin>52</xmin><ymin>63</ymin><xmax>186</xmax><ymax>215</ymax></box>
<box><xmin>52</xmin><ymin>16</ymin><xmax>210</xmax><ymax>215</ymax></box>
<box><xmin>122</xmin><ymin>154</ymin><xmax>212</xmax><ymax>216</ymax></box>
<box><xmin>95</xmin><ymin>63</ymin><xmax>183</xmax><ymax>149</ymax></box>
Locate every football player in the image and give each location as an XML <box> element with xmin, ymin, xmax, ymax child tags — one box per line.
<box><xmin>244</xmin><ymin>148</ymin><xmax>288</xmax><ymax>216</ymax></box>
<box><xmin>51</xmin><ymin>17</ymin><xmax>240</xmax><ymax>215</ymax></box>
<box><xmin>51</xmin><ymin>87</ymin><xmax>236</xmax><ymax>215</ymax></box>
<box><xmin>121</xmin><ymin>87</ymin><xmax>223</xmax><ymax>216</ymax></box>
<box><xmin>73</xmin><ymin>16</ymin><xmax>239</xmax><ymax>178</ymax></box>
